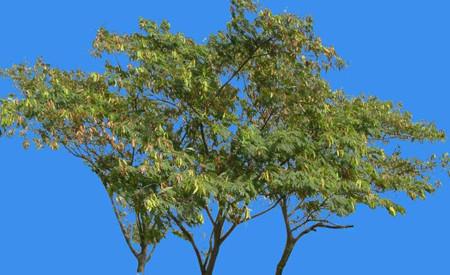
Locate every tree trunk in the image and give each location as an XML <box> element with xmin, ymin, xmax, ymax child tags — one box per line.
<box><xmin>203</xmin><ymin>244</ymin><xmax>221</xmax><ymax>275</ymax></box>
<box><xmin>137</xmin><ymin>255</ymin><xmax>146</xmax><ymax>275</ymax></box>
<box><xmin>137</xmin><ymin>246</ymin><xmax>148</xmax><ymax>275</ymax></box>
<box><xmin>275</xmin><ymin>238</ymin><xmax>296</xmax><ymax>275</ymax></box>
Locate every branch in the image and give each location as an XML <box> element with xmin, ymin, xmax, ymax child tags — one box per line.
<box><xmin>294</xmin><ymin>222</ymin><xmax>353</xmax><ymax>242</ymax></box>
<box><xmin>169</xmin><ymin>212</ymin><xmax>204</xmax><ymax>270</ymax></box>
<box><xmin>149</xmin><ymin>96</ymin><xmax>179</xmax><ymax>109</ymax></box>
<box><xmin>291</xmin><ymin>219</ymin><xmax>310</xmax><ymax>233</ymax></box>
<box><xmin>220</xmin><ymin>222</ymin><xmax>238</xmax><ymax>243</ymax></box>
<box><xmin>199</xmin><ymin>123</ymin><xmax>209</xmax><ymax>156</ymax></box>
<box><xmin>288</xmin><ymin>198</ymin><xmax>305</xmax><ymax>218</ymax></box>
<box><xmin>130</xmin><ymin>146</ymin><xmax>136</xmax><ymax>166</ymax></box>
<box><xmin>280</xmin><ymin>197</ymin><xmax>292</xmax><ymax>237</ymax></box>
<box><xmin>135</xmin><ymin>208</ymin><xmax>145</xmax><ymax>243</ymax></box>
<box><xmin>179</xmin><ymin>125</ymin><xmax>188</xmax><ymax>147</ymax></box>
<box><xmin>145</xmin><ymin>244</ymin><xmax>157</xmax><ymax>263</ymax></box>
<box><xmin>216</xmin><ymin>37</ymin><xmax>273</xmax><ymax>95</ymax></box>
<box><xmin>290</xmin><ymin>197</ymin><xmax>330</xmax><ymax>226</ymax></box>
<box><xmin>108</xmin><ymin>195</ymin><xmax>138</xmax><ymax>257</ymax></box>
<box><xmin>246</xmin><ymin>198</ymin><xmax>281</xmax><ymax>221</ymax></box>
<box><xmin>218</xmin><ymin>53</ymin><xmax>270</xmax><ymax>93</ymax></box>
<box><xmin>204</xmin><ymin>228</ymin><xmax>215</xmax><ymax>266</ymax></box>
<box><xmin>205</xmin><ymin>207</ymin><xmax>216</xmax><ymax>226</ymax></box>
<box><xmin>204</xmin><ymin>207</ymin><xmax>227</xmax><ymax>267</ymax></box>
<box><xmin>259</xmin><ymin>107</ymin><xmax>276</xmax><ymax>131</ymax></box>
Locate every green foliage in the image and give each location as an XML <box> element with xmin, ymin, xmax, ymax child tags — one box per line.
<box><xmin>0</xmin><ymin>0</ymin><xmax>448</xmax><ymax>274</ymax></box>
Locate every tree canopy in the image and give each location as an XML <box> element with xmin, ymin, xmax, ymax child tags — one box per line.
<box><xmin>1</xmin><ymin>0</ymin><xmax>448</xmax><ymax>274</ymax></box>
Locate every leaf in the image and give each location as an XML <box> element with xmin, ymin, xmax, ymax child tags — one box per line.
<box><xmin>22</xmin><ymin>140</ymin><xmax>30</xmax><ymax>150</ymax></box>
<box><xmin>388</xmin><ymin>206</ymin><xmax>397</xmax><ymax>217</ymax></box>
<box><xmin>90</xmin><ymin>72</ymin><xmax>100</xmax><ymax>82</ymax></box>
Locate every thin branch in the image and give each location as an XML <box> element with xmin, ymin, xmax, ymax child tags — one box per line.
<box><xmin>220</xmin><ymin>222</ymin><xmax>238</xmax><ymax>243</ymax></box>
<box><xmin>294</xmin><ymin>222</ymin><xmax>353</xmax><ymax>242</ymax></box>
<box><xmin>179</xmin><ymin>125</ymin><xmax>188</xmax><ymax>147</ymax></box>
<box><xmin>214</xmin><ymin>206</ymin><xmax>224</xmax><ymax>225</ymax></box>
<box><xmin>130</xmin><ymin>146</ymin><xmax>136</xmax><ymax>166</ymax></box>
<box><xmin>199</xmin><ymin>123</ymin><xmax>209</xmax><ymax>156</ymax></box>
<box><xmin>145</xmin><ymin>244</ymin><xmax>157</xmax><ymax>263</ymax></box>
<box><xmin>203</xmin><ymin>207</ymin><xmax>226</xmax><ymax>267</ymax></box>
<box><xmin>260</xmin><ymin>107</ymin><xmax>276</xmax><ymax>131</ymax></box>
<box><xmin>149</xmin><ymin>96</ymin><xmax>179</xmax><ymax>109</ymax></box>
<box><xmin>217</xmin><ymin>36</ymin><xmax>274</xmax><ymax>96</ymax></box>
<box><xmin>291</xmin><ymin>219</ymin><xmax>311</xmax><ymax>233</ymax></box>
<box><xmin>204</xmin><ymin>230</ymin><xmax>214</xmax><ymax>267</ymax></box>
<box><xmin>288</xmin><ymin>197</ymin><xmax>305</xmax><ymax>218</ymax></box>
<box><xmin>135</xmin><ymin>208</ymin><xmax>145</xmax><ymax>243</ymax></box>
<box><xmin>316</xmin><ymin>223</ymin><xmax>354</xmax><ymax>230</ymax></box>
<box><xmin>205</xmin><ymin>207</ymin><xmax>216</xmax><ymax>226</ymax></box>
<box><xmin>217</xmin><ymin>52</ymin><xmax>270</xmax><ymax>95</ymax></box>
<box><xmin>290</xmin><ymin>197</ymin><xmax>330</xmax><ymax>229</ymax></box>
<box><xmin>109</xmin><ymin>195</ymin><xmax>138</xmax><ymax>257</ymax></box>
<box><xmin>247</xmin><ymin>198</ymin><xmax>281</xmax><ymax>221</ymax></box>
<box><xmin>169</xmin><ymin>212</ymin><xmax>204</xmax><ymax>271</ymax></box>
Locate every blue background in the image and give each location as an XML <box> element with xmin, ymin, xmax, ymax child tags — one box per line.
<box><xmin>1</xmin><ymin>1</ymin><xmax>448</xmax><ymax>274</ymax></box>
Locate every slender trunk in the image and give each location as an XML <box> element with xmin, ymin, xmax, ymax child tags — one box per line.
<box><xmin>204</xmin><ymin>241</ymin><xmax>221</xmax><ymax>275</ymax></box>
<box><xmin>276</xmin><ymin>198</ymin><xmax>296</xmax><ymax>275</ymax></box>
<box><xmin>137</xmin><ymin>255</ymin><xmax>146</xmax><ymax>275</ymax></box>
<box><xmin>202</xmin><ymin>218</ymin><xmax>224</xmax><ymax>275</ymax></box>
<box><xmin>275</xmin><ymin>237</ymin><xmax>297</xmax><ymax>275</ymax></box>
<box><xmin>137</xmin><ymin>246</ymin><xmax>148</xmax><ymax>275</ymax></box>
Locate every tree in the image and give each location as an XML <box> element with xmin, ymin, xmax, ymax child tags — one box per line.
<box><xmin>267</xmin><ymin>92</ymin><xmax>449</xmax><ymax>274</ymax></box>
<box><xmin>1</xmin><ymin>0</ymin><xmax>448</xmax><ymax>274</ymax></box>
<box><xmin>0</xmin><ymin>59</ymin><xmax>196</xmax><ymax>273</ymax></box>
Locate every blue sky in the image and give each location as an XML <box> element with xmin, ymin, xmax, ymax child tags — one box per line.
<box><xmin>0</xmin><ymin>1</ymin><xmax>449</xmax><ymax>274</ymax></box>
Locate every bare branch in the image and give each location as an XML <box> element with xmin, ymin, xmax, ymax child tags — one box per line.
<box><xmin>288</xmin><ymin>197</ymin><xmax>305</xmax><ymax>218</ymax></box>
<box><xmin>108</xmin><ymin>195</ymin><xmax>138</xmax><ymax>257</ymax></box>
<box><xmin>205</xmin><ymin>207</ymin><xmax>216</xmax><ymax>226</ymax></box>
<box><xmin>146</xmin><ymin>244</ymin><xmax>157</xmax><ymax>263</ymax></box>
<box><xmin>290</xmin><ymin>197</ymin><xmax>330</xmax><ymax>229</ymax></box>
<box><xmin>220</xmin><ymin>222</ymin><xmax>238</xmax><ymax>243</ymax></box>
<box><xmin>169</xmin><ymin>212</ymin><xmax>205</xmax><ymax>271</ymax></box>
<box><xmin>246</xmin><ymin>198</ymin><xmax>281</xmax><ymax>221</ymax></box>
<box><xmin>294</xmin><ymin>222</ymin><xmax>353</xmax><ymax>242</ymax></box>
<box><xmin>204</xmin><ymin>229</ymin><xmax>215</xmax><ymax>267</ymax></box>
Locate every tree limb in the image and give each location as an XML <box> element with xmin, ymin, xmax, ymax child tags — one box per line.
<box><xmin>294</xmin><ymin>222</ymin><xmax>353</xmax><ymax>242</ymax></box>
<box><xmin>145</xmin><ymin>244</ymin><xmax>157</xmax><ymax>263</ymax></box>
<box><xmin>169</xmin><ymin>212</ymin><xmax>205</xmax><ymax>271</ymax></box>
<box><xmin>199</xmin><ymin>123</ymin><xmax>209</xmax><ymax>156</ymax></box>
<box><xmin>220</xmin><ymin>222</ymin><xmax>238</xmax><ymax>243</ymax></box>
<box><xmin>108</xmin><ymin>195</ymin><xmax>138</xmax><ymax>257</ymax></box>
<box><xmin>216</xmin><ymin>37</ymin><xmax>273</xmax><ymax>95</ymax></box>
<box><xmin>247</xmin><ymin>198</ymin><xmax>281</xmax><ymax>221</ymax></box>
<box><xmin>205</xmin><ymin>206</ymin><xmax>216</xmax><ymax>226</ymax></box>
